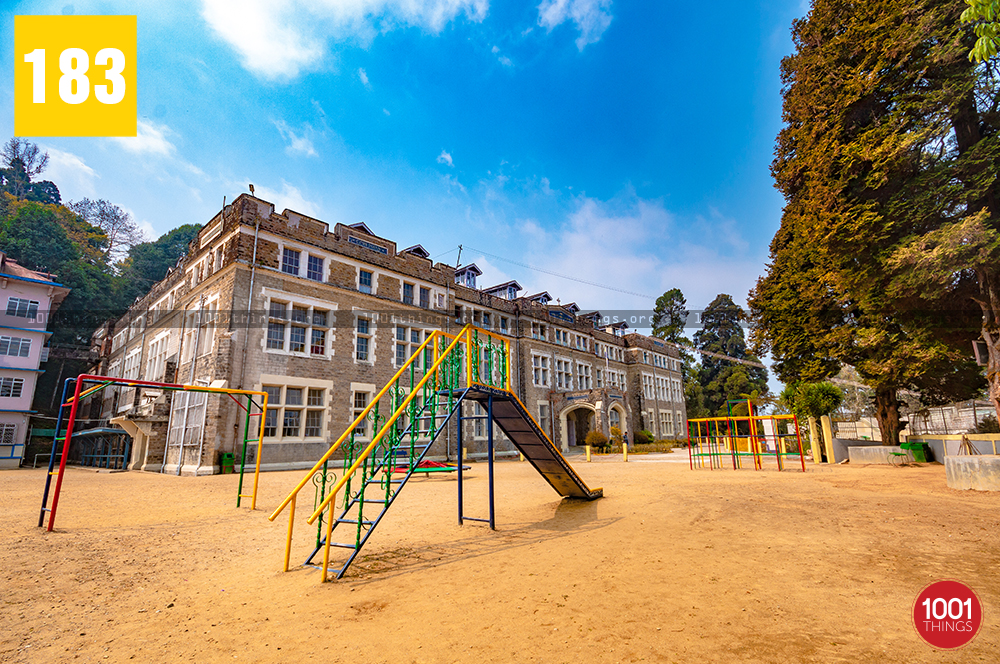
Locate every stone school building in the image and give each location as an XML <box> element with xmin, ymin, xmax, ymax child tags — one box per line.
<box><xmin>85</xmin><ymin>194</ymin><xmax>687</xmax><ymax>474</ymax></box>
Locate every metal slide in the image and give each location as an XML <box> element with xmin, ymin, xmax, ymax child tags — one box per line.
<box><xmin>464</xmin><ymin>387</ymin><xmax>603</xmax><ymax>500</ymax></box>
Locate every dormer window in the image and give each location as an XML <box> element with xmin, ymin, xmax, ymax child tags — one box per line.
<box><xmin>466</xmin><ymin>273</ymin><xmax>476</xmax><ymax>288</ymax></box>
<box><xmin>507</xmin><ymin>286</ymin><xmax>517</xmax><ymax>300</ymax></box>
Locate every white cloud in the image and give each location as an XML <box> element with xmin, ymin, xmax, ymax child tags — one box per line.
<box><xmin>40</xmin><ymin>147</ymin><xmax>99</xmax><ymax>199</ymax></box>
<box><xmin>137</xmin><ymin>219</ymin><xmax>157</xmax><ymax>242</ymax></box>
<box><xmin>201</xmin><ymin>0</ymin><xmax>489</xmax><ymax>79</ymax></box>
<box><xmin>274</xmin><ymin>120</ymin><xmax>319</xmax><ymax>157</ymax></box>
<box><xmin>436</xmin><ymin>149</ymin><xmax>454</xmax><ymax>167</ymax></box>
<box><xmin>498</xmin><ymin>55</ymin><xmax>513</xmax><ymax>67</ymax></box>
<box><xmin>358</xmin><ymin>67</ymin><xmax>370</xmax><ymax>87</ymax></box>
<box><xmin>110</xmin><ymin>119</ymin><xmax>176</xmax><ymax>156</ymax></box>
<box><xmin>537</xmin><ymin>0</ymin><xmax>613</xmax><ymax>50</ymax></box>
<box><xmin>249</xmin><ymin>180</ymin><xmax>322</xmax><ymax>217</ymax></box>
<box><xmin>383</xmin><ymin>108</ymin><xmax>391</xmax><ymax>116</ymax></box>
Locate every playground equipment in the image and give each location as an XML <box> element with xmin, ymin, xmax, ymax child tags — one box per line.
<box><xmin>687</xmin><ymin>399</ymin><xmax>806</xmax><ymax>472</ymax></box>
<box><xmin>269</xmin><ymin>323</ymin><xmax>602</xmax><ymax>583</ymax></box>
<box><xmin>38</xmin><ymin>375</ymin><xmax>269</xmax><ymax>532</ymax></box>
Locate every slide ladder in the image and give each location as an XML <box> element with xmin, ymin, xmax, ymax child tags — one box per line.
<box><xmin>270</xmin><ymin>324</ymin><xmax>601</xmax><ymax>582</ymax></box>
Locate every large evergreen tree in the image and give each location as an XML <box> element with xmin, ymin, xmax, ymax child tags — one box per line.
<box><xmin>694</xmin><ymin>294</ymin><xmax>769</xmax><ymax>416</ymax></box>
<box><xmin>749</xmin><ymin>0</ymin><xmax>989</xmax><ymax>444</ymax></box>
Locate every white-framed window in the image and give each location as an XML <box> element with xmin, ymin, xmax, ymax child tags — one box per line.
<box><xmin>356</xmin><ymin>317</ymin><xmax>371</xmax><ymax>362</ymax></box>
<box><xmin>359</xmin><ymin>269</ymin><xmax>373</xmax><ymax>294</ymax></box>
<box><xmin>419</xmin><ymin>286</ymin><xmax>430</xmax><ymax>309</ymax></box>
<box><xmin>111</xmin><ymin>330</ymin><xmax>126</xmax><ymax>353</ymax></box>
<box><xmin>642</xmin><ymin>373</ymin><xmax>654</xmax><ymax>400</ymax></box>
<box><xmin>146</xmin><ymin>333</ymin><xmax>170</xmax><ymax>382</ymax></box>
<box><xmin>609</xmin><ymin>407</ymin><xmax>621</xmax><ymax>432</ymax></box>
<box><xmin>352</xmin><ymin>390</ymin><xmax>371</xmax><ymax>438</ymax></box>
<box><xmin>0</xmin><ymin>423</ymin><xmax>16</xmax><ymax>446</ymax></box>
<box><xmin>473</xmin><ymin>402</ymin><xmax>486</xmax><ymax>439</ymax></box>
<box><xmin>118</xmin><ymin>348</ymin><xmax>142</xmax><ymax>412</ymax></box>
<box><xmin>532</xmin><ymin>354</ymin><xmax>550</xmax><ymax>387</ymax></box>
<box><xmin>0</xmin><ymin>377</ymin><xmax>24</xmax><ymax>398</ymax></box>
<box><xmin>394</xmin><ymin>325</ymin><xmax>432</xmax><ymax>369</ymax></box>
<box><xmin>0</xmin><ymin>336</ymin><xmax>31</xmax><ymax>357</ymax></box>
<box><xmin>265</xmin><ymin>299</ymin><xmax>330</xmax><ymax>357</ymax></box>
<box><xmin>555</xmin><ymin>359</ymin><xmax>572</xmax><ymax>390</ymax></box>
<box><xmin>595</xmin><ymin>368</ymin><xmax>603</xmax><ymax>388</ymax></box>
<box><xmin>261</xmin><ymin>384</ymin><xmax>326</xmax><ymax>440</ymax></box>
<box><xmin>306</xmin><ymin>255</ymin><xmax>324</xmax><ymax>281</ymax></box>
<box><xmin>500</xmin><ymin>317</ymin><xmax>509</xmax><ymax>334</ymax></box>
<box><xmin>403</xmin><ymin>282</ymin><xmax>415</xmax><ymax>305</ymax></box>
<box><xmin>531</xmin><ymin>321</ymin><xmax>547</xmax><ymax>340</ymax></box>
<box><xmin>675</xmin><ymin>411</ymin><xmax>684</xmax><ymax>436</ymax></box>
<box><xmin>538</xmin><ymin>402</ymin><xmax>550</xmax><ymax>435</ymax></box>
<box><xmin>660</xmin><ymin>412</ymin><xmax>672</xmax><ymax>437</ymax></box>
<box><xmin>577</xmin><ymin>363</ymin><xmax>592</xmax><ymax>390</ymax></box>
<box><xmin>575</xmin><ymin>334</ymin><xmax>588</xmax><ymax>351</ymax></box>
<box><xmin>6</xmin><ymin>297</ymin><xmax>39</xmax><ymax>319</ymax></box>
<box><xmin>554</xmin><ymin>329</ymin><xmax>569</xmax><ymax>345</ymax></box>
<box><xmin>282</xmin><ymin>248</ymin><xmax>300</xmax><ymax>275</ymax></box>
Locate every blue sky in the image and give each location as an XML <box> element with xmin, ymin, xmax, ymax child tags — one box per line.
<box><xmin>2</xmin><ymin>0</ymin><xmax>808</xmax><ymax>320</ymax></box>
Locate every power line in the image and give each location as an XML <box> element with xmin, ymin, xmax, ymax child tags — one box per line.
<box><xmin>463</xmin><ymin>245</ymin><xmax>657</xmax><ymax>300</ymax></box>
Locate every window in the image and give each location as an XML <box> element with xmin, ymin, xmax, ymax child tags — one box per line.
<box><xmin>6</xmin><ymin>297</ymin><xmax>39</xmax><ymax>319</ymax></box>
<box><xmin>285</xmin><ymin>387</ymin><xmax>303</xmax><ymax>406</ymax></box>
<box><xmin>356</xmin><ymin>318</ymin><xmax>371</xmax><ymax>361</ymax></box>
<box><xmin>532</xmin><ymin>355</ymin><xmax>550</xmax><ymax>387</ymax></box>
<box><xmin>500</xmin><ymin>317</ymin><xmax>509</xmax><ymax>334</ymax></box>
<box><xmin>555</xmin><ymin>359</ymin><xmax>572</xmax><ymax>390</ymax></box>
<box><xmin>359</xmin><ymin>270</ymin><xmax>373</xmax><ymax>294</ymax></box>
<box><xmin>0</xmin><ymin>423</ymin><xmax>16</xmax><ymax>446</ymax></box>
<box><xmin>661</xmin><ymin>412</ymin><xmax>673</xmax><ymax>437</ymax></box>
<box><xmin>305</xmin><ymin>410</ymin><xmax>323</xmax><ymax>437</ymax></box>
<box><xmin>595</xmin><ymin>368</ymin><xmax>603</xmax><ymax>389</ymax></box>
<box><xmin>306</xmin><ymin>255</ymin><xmax>324</xmax><ymax>281</ymax></box>
<box><xmin>308</xmin><ymin>388</ymin><xmax>324</xmax><ymax>406</ymax></box>
<box><xmin>282</xmin><ymin>410</ymin><xmax>301</xmax><ymax>437</ymax></box>
<box><xmin>531</xmin><ymin>322</ymin><xmax>547</xmax><ymax>340</ymax></box>
<box><xmin>0</xmin><ymin>336</ymin><xmax>31</xmax><ymax>357</ymax></box>
<box><xmin>643</xmin><ymin>374</ymin><xmax>654</xmax><ymax>400</ymax></box>
<box><xmin>554</xmin><ymin>329</ymin><xmax>569</xmax><ymax>345</ymax></box>
<box><xmin>417</xmin><ymin>286</ymin><xmax>430</xmax><ymax>309</ymax></box>
<box><xmin>0</xmin><ymin>377</ymin><xmax>24</xmax><ymax>398</ymax></box>
<box><xmin>146</xmin><ymin>334</ymin><xmax>169</xmax><ymax>381</ymax></box>
<box><xmin>675</xmin><ymin>412</ymin><xmax>683</xmax><ymax>436</ymax></box>
<box><xmin>282</xmin><ymin>248</ymin><xmax>300</xmax><ymax>275</ymax></box>
<box><xmin>609</xmin><ymin>408</ymin><xmax>621</xmax><ymax>432</ymax></box>
<box><xmin>575</xmin><ymin>335</ymin><xmax>587</xmax><ymax>351</ymax></box>
<box><xmin>289</xmin><ymin>326</ymin><xmax>306</xmax><ymax>353</ymax></box>
<box><xmin>482</xmin><ymin>312</ymin><xmax>491</xmax><ymax>329</ymax></box>
<box><xmin>266</xmin><ymin>300</ymin><xmax>329</xmax><ymax>356</ymax></box>
<box><xmin>395</xmin><ymin>325</ymin><xmax>431</xmax><ymax>368</ymax></box>
<box><xmin>262</xmin><ymin>385</ymin><xmax>281</xmax><ymax>437</ymax></box>
<box><xmin>267</xmin><ymin>323</ymin><xmax>285</xmax><ymax>350</ymax></box>
<box><xmin>403</xmin><ymin>283</ymin><xmax>414</xmax><ymax>305</ymax></box>
<box><xmin>353</xmin><ymin>391</ymin><xmax>370</xmax><ymax>437</ymax></box>
<box><xmin>119</xmin><ymin>349</ymin><xmax>142</xmax><ymax>412</ymax></box>
<box><xmin>577</xmin><ymin>363</ymin><xmax>592</xmax><ymax>390</ymax></box>
<box><xmin>473</xmin><ymin>402</ymin><xmax>485</xmax><ymax>438</ymax></box>
<box><xmin>538</xmin><ymin>403</ymin><xmax>550</xmax><ymax>435</ymax></box>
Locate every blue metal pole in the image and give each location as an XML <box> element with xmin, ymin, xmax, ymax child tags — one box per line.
<box><xmin>487</xmin><ymin>394</ymin><xmax>495</xmax><ymax>531</ymax></box>
<box><xmin>38</xmin><ymin>378</ymin><xmax>75</xmax><ymax>527</ymax></box>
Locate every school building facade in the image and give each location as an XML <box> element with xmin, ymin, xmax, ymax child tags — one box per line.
<box><xmin>86</xmin><ymin>194</ymin><xmax>687</xmax><ymax>474</ymax></box>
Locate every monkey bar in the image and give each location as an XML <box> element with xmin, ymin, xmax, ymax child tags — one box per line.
<box><xmin>687</xmin><ymin>400</ymin><xmax>806</xmax><ymax>472</ymax></box>
<box><xmin>38</xmin><ymin>375</ymin><xmax>268</xmax><ymax>532</ymax></box>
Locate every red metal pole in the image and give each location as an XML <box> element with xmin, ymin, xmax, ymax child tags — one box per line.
<box><xmin>687</xmin><ymin>420</ymin><xmax>693</xmax><ymax>470</ymax></box>
<box><xmin>47</xmin><ymin>376</ymin><xmax>84</xmax><ymax>531</ymax></box>
<box><xmin>771</xmin><ymin>416</ymin><xmax>782</xmax><ymax>471</ymax></box>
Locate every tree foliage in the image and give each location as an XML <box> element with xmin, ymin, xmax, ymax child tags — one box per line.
<box><xmin>749</xmin><ymin>0</ymin><xmax>989</xmax><ymax>445</ymax></box>
<box><xmin>962</xmin><ymin>0</ymin><xmax>1000</xmax><ymax>61</ymax></box>
<box><xmin>780</xmin><ymin>382</ymin><xmax>844</xmax><ymax>419</ymax></box>
<box><xmin>694</xmin><ymin>294</ymin><xmax>769</xmax><ymax>416</ymax></box>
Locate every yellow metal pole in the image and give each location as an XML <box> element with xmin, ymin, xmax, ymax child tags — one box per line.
<box><xmin>283</xmin><ymin>495</ymin><xmax>295</xmax><ymax>572</ymax></box>
<box><xmin>465</xmin><ymin>327</ymin><xmax>473</xmax><ymax>387</ymax></box>
<box><xmin>321</xmin><ymin>501</ymin><xmax>334</xmax><ymax>583</ymax></box>
<box><xmin>820</xmin><ymin>415</ymin><xmax>835</xmax><ymax>464</ymax></box>
<box><xmin>623</xmin><ymin>442</ymin><xmax>628</xmax><ymax>463</ymax></box>
<box><xmin>251</xmin><ymin>391</ymin><xmax>268</xmax><ymax>510</ymax></box>
<box><xmin>505</xmin><ymin>337</ymin><xmax>512</xmax><ymax>392</ymax></box>
<box><xmin>269</xmin><ymin>326</ymin><xmax>468</xmax><ymax>522</ymax></box>
<box><xmin>586</xmin><ymin>445</ymin><xmax>591</xmax><ymax>462</ymax></box>
<box><xmin>808</xmin><ymin>416</ymin><xmax>822</xmax><ymax>464</ymax></box>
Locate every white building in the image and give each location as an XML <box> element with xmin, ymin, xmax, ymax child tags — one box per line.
<box><xmin>0</xmin><ymin>252</ymin><xmax>69</xmax><ymax>469</ymax></box>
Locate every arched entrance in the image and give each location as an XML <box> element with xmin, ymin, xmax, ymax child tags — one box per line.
<box><xmin>558</xmin><ymin>404</ymin><xmax>596</xmax><ymax>452</ymax></box>
<box><xmin>608</xmin><ymin>403</ymin><xmax>627</xmax><ymax>441</ymax></box>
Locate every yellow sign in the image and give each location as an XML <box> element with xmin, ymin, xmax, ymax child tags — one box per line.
<box><xmin>15</xmin><ymin>15</ymin><xmax>137</xmax><ymax>137</ymax></box>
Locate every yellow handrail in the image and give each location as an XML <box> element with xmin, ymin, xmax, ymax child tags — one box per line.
<box><xmin>307</xmin><ymin>325</ymin><xmax>471</xmax><ymax>524</ymax></box>
<box><xmin>267</xmin><ymin>326</ymin><xmax>465</xmax><ymax>522</ymax></box>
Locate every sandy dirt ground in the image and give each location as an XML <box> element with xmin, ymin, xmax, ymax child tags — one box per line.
<box><xmin>2</xmin><ymin>452</ymin><xmax>999</xmax><ymax>663</ymax></box>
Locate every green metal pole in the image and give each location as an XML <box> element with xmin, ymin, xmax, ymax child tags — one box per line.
<box><xmin>236</xmin><ymin>394</ymin><xmax>253</xmax><ymax>507</ymax></box>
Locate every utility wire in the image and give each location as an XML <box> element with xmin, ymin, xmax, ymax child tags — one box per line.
<box><xmin>463</xmin><ymin>245</ymin><xmax>657</xmax><ymax>300</ymax></box>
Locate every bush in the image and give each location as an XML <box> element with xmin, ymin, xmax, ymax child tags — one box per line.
<box><xmin>585</xmin><ymin>430</ymin><xmax>609</xmax><ymax>449</ymax></box>
<box><xmin>609</xmin><ymin>426</ymin><xmax>623</xmax><ymax>444</ymax></box>
<box><xmin>974</xmin><ymin>414</ymin><xmax>1000</xmax><ymax>434</ymax></box>
<box><xmin>634</xmin><ymin>429</ymin><xmax>653</xmax><ymax>445</ymax></box>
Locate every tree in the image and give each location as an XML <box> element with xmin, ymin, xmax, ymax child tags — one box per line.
<box><xmin>0</xmin><ymin>138</ymin><xmax>60</xmax><ymax>204</ymax></box>
<box><xmin>693</xmin><ymin>294</ymin><xmax>769</xmax><ymax>416</ymax></box>
<box><xmin>962</xmin><ymin>0</ymin><xmax>1000</xmax><ymax>61</ymax></box>
<box><xmin>781</xmin><ymin>382</ymin><xmax>844</xmax><ymax>420</ymax></box>
<box><xmin>69</xmin><ymin>198</ymin><xmax>144</xmax><ymax>264</ymax></box>
<box><xmin>651</xmin><ymin>288</ymin><xmax>688</xmax><ymax>343</ymax></box>
<box><xmin>116</xmin><ymin>224</ymin><xmax>201</xmax><ymax>303</ymax></box>
<box><xmin>749</xmin><ymin>0</ymin><xmax>988</xmax><ymax>445</ymax></box>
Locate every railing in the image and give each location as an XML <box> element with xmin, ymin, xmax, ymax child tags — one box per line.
<box><xmin>269</xmin><ymin>324</ymin><xmax>512</xmax><ymax>577</ymax></box>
